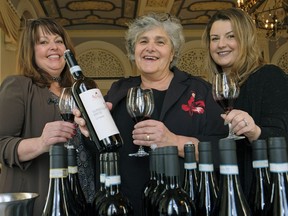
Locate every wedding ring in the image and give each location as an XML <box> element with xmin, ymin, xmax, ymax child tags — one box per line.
<box><xmin>243</xmin><ymin>118</ymin><xmax>248</xmax><ymax>127</ymax></box>
<box><xmin>146</xmin><ymin>134</ymin><xmax>150</xmax><ymax>141</ymax></box>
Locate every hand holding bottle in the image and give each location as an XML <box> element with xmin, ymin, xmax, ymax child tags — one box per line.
<box><xmin>73</xmin><ymin>102</ymin><xmax>113</xmax><ymax>138</ymax></box>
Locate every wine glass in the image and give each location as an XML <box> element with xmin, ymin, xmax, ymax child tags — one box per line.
<box><xmin>59</xmin><ymin>87</ymin><xmax>77</xmax><ymax>146</ymax></box>
<box><xmin>212</xmin><ymin>72</ymin><xmax>244</xmax><ymax>140</ymax></box>
<box><xmin>126</xmin><ymin>86</ymin><xmax>155</xmax><ymax>157</ymax></box>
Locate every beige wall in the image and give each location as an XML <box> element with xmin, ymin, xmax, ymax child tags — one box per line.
<box><xmin>0</xmin><ymin>29</ymin><xmax>18</xmax><ymax>84</ymax></box>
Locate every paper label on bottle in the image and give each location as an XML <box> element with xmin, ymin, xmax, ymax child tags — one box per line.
<box><xmin>100</xmin><ymin>173</ymin><xmax>106</xmax><ymax>183</ymax></box>
<box><xmin>68</xmin><ymin>166</ymin><xmax>78</xmax><ymax>174</ymax></box>
<box><xmin>269</xmin><ymin>163</ymin><xmax>288</xmax><ymax>173</ymax></box>
<box><xmin>50</xmin><ymin>168</ymin><xmax>68</xmax><ymax>178</ymax></box>
<box><xmin>199</xmin><ymin>164</ymin><xmax>214</xmax><ymax>172</ymax></box>
<box><xmin>79</xmin><ymin>89</ymin><xmax>120</xmax><ymax>140</ymax></box>
<box><xmin>105</xmin><ymin>175</ymin><xmax>121</xmax><ymax>186</ymax></box>
<box><xmin>220</xmin><ymin>165</ymin><xmax>239</xmax><ymax>175</ymax></box>
<box><xmin>184</xmin><ymin>162</ymin><xmax>197</xmax><ymax>170</ymax></box>
<box><xmin>252</xmin><ymin>160</ymin><xmax>269</xmax><ymax>168</ymax></box>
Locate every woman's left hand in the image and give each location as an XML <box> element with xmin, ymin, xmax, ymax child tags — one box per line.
<box><xmin>222</xmin><ymin>109</ymin><xmax>261</xmax><ymax>142</ymax></box>
<box><xmin>132</xmin><ymin>119</ymin><xmax>177</xmax><ymax>148</ymax></box>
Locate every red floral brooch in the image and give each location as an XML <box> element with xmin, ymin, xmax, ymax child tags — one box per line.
<box><xmin>181</xmin><ymin>92</ymin><xmax>205</xmax><ymax>116</ymax></box>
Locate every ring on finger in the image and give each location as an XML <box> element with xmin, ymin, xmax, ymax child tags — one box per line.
<box><xmin>243</xmin><ymin>118</ymin><xmax>248</xmax><ymax>127</ymax></box>
<box><xmin>146</xmin><ymin>134</ymin><xmax>150</xmax><ymax>141</ymax></box>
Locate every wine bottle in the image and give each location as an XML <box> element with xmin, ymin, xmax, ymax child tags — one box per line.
<box><xmin>97</xmin><ymin>152</ymin><xmax>134</xmax><ymax>215</ymax></box>
<box><xmin>248</xmin><ymin>139</ymin><xmax>271</xmax><ymax>215</ymax></box>
<box><xmin>155</xmin><ymin>146</ymin><xmax>196</xmax><ymax>215</ymax></box>
<box><xmin>142</xmin><ymin>149</ymin><xmax>157</xmax><ymax>215</ymax></box>
<box><xmin>212</xmin><ymin>138</ymin><xmax>251</xmax><ymax>216</ymax></box>
<box><xmin>67</xmin><ymin>145</ymin><xmax>87</xmax><ymax>214</ymax></box>
<box><xmin>148</xmin><ymin>147</ymin><xmax>166</xmax><ymax>216</ymax></box>
<box><xmin>93</xmin><ymin>153</ymin><xmax>107</xmax><ymax>213</ymax></box>
<box><xmin>64</xmin><ymin>49</ymin><xmax>123</xmax><ymax>153</ymax></box>
<box><xmin>182</xmin><ymin>142</ymin><xmax>199</xmax><ymax>202</ymax></box>
<box><xmin>197</xmin><ymin>141</ymin><xmax>218</xmax><ymax>216</ymax></box>
<box><xmin>42</xmin><ymin>144</ymin><xmax>82</xmax><ymax>216</ymax></box>
<box><xmin>267</xmin><ymin>137</ymin><xmax>288</xmax><ymax>216</ymax></box>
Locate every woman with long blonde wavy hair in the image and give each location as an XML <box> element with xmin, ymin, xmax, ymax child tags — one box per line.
<box><xmin>202</xmin><ymin>7</ymin><xmax>288</xmax><ymax>199</ymax></box>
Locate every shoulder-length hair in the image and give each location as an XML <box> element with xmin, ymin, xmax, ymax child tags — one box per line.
<box><xmin>17</xmin><ymin>17</ymin><xmax>75</xmax><ymax>88</ymax></box>
<box><xmin>125</xmin><ymin>13</ymin><xmax>185</xmax><ymax>68</ymax></box>
<box><xmin>202</xmin><ymin>8</ymin><xmax>265</xmax><ymax>85</ymax></box>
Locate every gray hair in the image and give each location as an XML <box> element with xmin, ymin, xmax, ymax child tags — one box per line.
<box><xmin>125</xmin><ymin>13</ymin><xmax>185</xmax><ymax>68</ymax></box>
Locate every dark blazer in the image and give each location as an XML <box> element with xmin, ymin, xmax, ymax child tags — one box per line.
<box><xmin>0</xmin><ymin>75</ymin><xmax>62</xmax><ymax>216</ymax></box>
<box><xmin>104</xmin><ymin>67</ymin><xmax>228</xmax><ymax>215</ymax></box>
<box><xmin>234</xmin><ymin>64</ymin><xmax>288</xmax><ymax>197</ymax></box>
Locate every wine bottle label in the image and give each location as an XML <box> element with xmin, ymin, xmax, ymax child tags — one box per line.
<box><xmin>269</xmin><ymin>162</ymin><xmax>288</xmax><ymax>173</ymax></box>
<box><xmin>100</xmin><ymin>173</ymin><xmax>106</xmax><ymax>183</ymax></box>
<box><xmin>79</xmin><ymin>89</ymin><xmax>120</xmax><ymax>140</ymax></box>
<box><xmin>220</xmin><ymin>165</ymin><xmax>239</xmax><ymax>174</ymax></box>
<box><xmin>50</xmin><ymin>168</ymin><xmax>68</xmax><ymax>178</ymax></box>
<box><xmin>184</xmin><ymin>162</ymin><xmax>197</xmax><ymax>170</ymax></box>
<box><xmin>70</xmin><ymin>65</ymin><xmax>81</xmax><ymax>74</ymax></box>
<box><xmin>199</xmin><ymin>164</ymin><xmax>214</xmax><ymax>172</ymax></box>
<box><xmin>68</xmin><ymin>166</ymin><xmax>78</xmax><ymax>174</ymax></box>
<box><xmin>252</xmin><ymin>160</ymin><xmax>269</xmax><ymax>168</ymax></box>
<box><xmin>105</xmin><ymin>175</ymin><xmax>121</xmax><ymax>186</ymax></box>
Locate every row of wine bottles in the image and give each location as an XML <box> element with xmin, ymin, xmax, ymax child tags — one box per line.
<box><xmin>41</xmin><ymin>144</ymin><xmax>88</xmax><ymax>216</ymax></box>
<box><xmin>143</xmin><ymin>137</ymin><xmax>288</xmax><ymax>216</ymax></box>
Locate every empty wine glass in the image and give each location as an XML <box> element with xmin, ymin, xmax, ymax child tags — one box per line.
<box><xmin>212</xmin><ymin>72</ymin><xmax>244</xmax><ymax>140</ymax></box>
<box><xmin>126</xmin><ymin>86</ymin><xmax>154</xmax><ymax>157</ymax></box>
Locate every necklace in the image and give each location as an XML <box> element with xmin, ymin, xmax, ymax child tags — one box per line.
<box><xmin>51</xmin><ymin>76</ymin><xmax>61</xmax><ymax>82</ymax></box>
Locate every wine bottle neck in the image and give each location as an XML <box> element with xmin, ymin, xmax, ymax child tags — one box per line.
<box><xmin>165</xmin><ymin>176</ymin><xmax>180</xmax><ymax>189</ymax></box>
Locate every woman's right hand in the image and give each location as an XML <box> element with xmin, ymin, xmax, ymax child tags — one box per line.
<box><xmin>73</xmin><ymin>102</ymin><xmax>113</xmax><ymax>138</ymax></box>
<box><xmin>73</xmin><ymin>108</ymin><xmax>90</xmax><ymax>137</ymax></box>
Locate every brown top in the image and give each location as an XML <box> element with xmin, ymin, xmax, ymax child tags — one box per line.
<box><xmin>0</xmin><ymin>75</ymin><xmax>62</xmax><ymax>216</ymax></box>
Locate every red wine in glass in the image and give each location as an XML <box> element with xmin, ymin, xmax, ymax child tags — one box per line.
<box><xmin>126</xmin><ymin>86</ymin><xmax>154</xmax><ymax>157</ymax></box>
<box><xmin>59</xmin><ymin>87</ymin><xmax>77</xmax><ymax>146</ymax></box>
<box><xmin>212</xmin><ymin>73</ymin><xmax>244</xmax><ymax>140</ymax></box>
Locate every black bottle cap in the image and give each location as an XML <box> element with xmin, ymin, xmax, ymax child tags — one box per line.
<box><xmin>67</xmin><ymin>146</ymin><xmax>77</xmax><ymax>167</ymax></box>
<box><xmin>64</xmin><ymin>49</ymin><xmax>77</xmax><ymax>67</ymax></box>
<box><xmin>218</xmin><ymin>138</ymin><xmax>238</xmax><ymax>165</ymax></box>
<box><xmin>268</xmin><ymin>137</ymin><xmax>288</xmax><ymax>163</ymax></box>
<box><xmin>154</xmin><ymin>147</ymin><xmax>165</xmax><ymax>174</ymax></box>
<box><xmin>199</xmin><ymin>141</ymin><xmax>213</xmax><ymax>164</ymax></box>
<box><xmin>251</xmin><ymin>139</ymin><xmax>268</xmax><ymax>161</ymax></box>
<box><xmin>162</xmin><ymin>146</ymin><xmax>179</xmax><ymax>177</ymax></box>
<box><xmin>49</xmin><ymin>144</ymin><xmax>67</xmax><ymax>169</ymax></box>
<box><xmin>184</xmin><ymin>143</ymin><xmax>196</xmax><ymax>163</ymax></box>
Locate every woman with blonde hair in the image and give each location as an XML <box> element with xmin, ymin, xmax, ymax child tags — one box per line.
<box><xmin>202</xmin><ymin>7</ymin><xmax>288</xmax><ymax>197</ymax></box>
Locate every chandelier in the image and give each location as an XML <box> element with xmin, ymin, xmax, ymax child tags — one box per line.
<box><xmin>237</xmin><ymin>0</ymin><xmax>288</xmax><ymax>41</ymax></box>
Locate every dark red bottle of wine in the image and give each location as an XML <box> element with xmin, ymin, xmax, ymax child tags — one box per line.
<box><xmin>64</xmin><ymin>49</ymin><xmax>123</xmax><ymax>153</ymax></box>
<box><xmin>142</xmin><ymin>149</ymin><xmax>157</xmax><ymax>215</ymax></box>
<box><xmin>182</xmin><ymin>142</ymin><xmax>199</xmax><ymax>202</ymax></box>
<box><xmin>148</xmin><ymin>147</ymin><xmax>166</xmax><ymax>216</ymax></box>
<box><xmin>67</xmin><ymin>145</ymin><xmax>87</xmax><ymax>214</ymax></box>
<box><xmin>212</xmin><ymin>139</ymin><xmax>251</xmax><ymax>216</ymax></box>
<box><xmin>197</xmin><ymin>141</ymin><xmax>218</xmax><ymax>216</ymax></box>
<box><xmin>267</xmin><ymin>137</ymin><xmax>288</xmax><ymax>216</ymax></box>
<box><xmin>97</xmin><ymin>152</ymin><xmax>134</xmax><ymax>216</ymax></box>
<box><xmin>93</xmin><ymin>153</ymin><xmax>107</xmax><ymax>213</ymax></box>
<box><xmin>248</xmin><ymin>139</ymin><xmax>271</xmax><ymax>215</ymax></box>
<box><xmin>42</xmin><ymin>144</ymin><xmax>82</xmax><ymax>216</ymax></box>
<box><xmin>155</xmin><ymin>146</ymin><xmax>196</xmax><ymax>215</ymax></box>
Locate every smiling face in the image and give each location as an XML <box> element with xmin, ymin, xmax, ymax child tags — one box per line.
<box><xmin>34</xmin><ymin>27</ymin><xmax>66</xmax><ymax>77</ymax></box>
<box><xmin>209</xmin><ymin>20</ymin><xmax>239</xmax><ymax>73</ymax></box>
<box><xmin>134</xmin><ymin>27</ymin><xmax>174</xmax><ymax>76</ymax></box>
